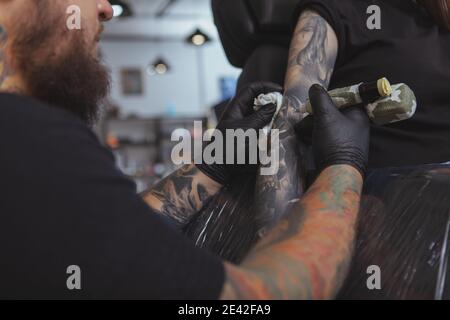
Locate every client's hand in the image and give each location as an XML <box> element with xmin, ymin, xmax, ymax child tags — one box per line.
<box><xmin>296</xmin><ymin>84</ymin><xmax>370</xmax><ymax>176</ymax></box>
<box><xmin>197</xmin><ymin>81</ymin><xmax>282</xmax><ymax>185</ymax></box>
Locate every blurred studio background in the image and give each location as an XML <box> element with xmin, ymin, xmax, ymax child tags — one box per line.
<box><xmin>97</xmin><ymin>0</ymin><xmax>241</xmax><ymax>192</ymax></box>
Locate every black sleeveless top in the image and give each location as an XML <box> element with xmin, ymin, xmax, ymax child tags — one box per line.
<box><xmin>296</xmin><ymin>0</ymin><xmax>450</xmax><ymax>168</ymax></box>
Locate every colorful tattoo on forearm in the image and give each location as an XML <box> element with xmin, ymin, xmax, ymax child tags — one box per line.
<box><xmin>222</xmin><ymin>165</ymin><xmax>363</xmax><ymax>300</ymax></box>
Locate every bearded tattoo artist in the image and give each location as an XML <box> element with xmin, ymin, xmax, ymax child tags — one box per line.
<box><xmin>0</xmin><ymin>0</ymin><xmax>369</xmax><ymax>299</ymax></box>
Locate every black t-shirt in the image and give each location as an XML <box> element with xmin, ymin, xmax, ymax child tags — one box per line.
<box><xmin>0</xmin><ymin>93</ymin><xmax>224</xmax><ymax>299</ymax></box>
<box><xmin>295</xmin><ymin>0</ymin><xmax>450</xmax><ymax>168</ymax></box>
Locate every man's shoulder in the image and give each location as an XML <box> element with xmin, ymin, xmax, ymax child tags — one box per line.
<box><xmin>0</xmin><ymin>93</ymin><xmax>100</xmax><ymax>143</ymax></box>
<box><xmin>0</xmin><ymin>93</ymin><xmax>87</xmax><ymax>129</ymax></box>
<box><xmin>0</xmin><ymin>93</ymin><xmax>110</xmax><ymax>164</ymax></box>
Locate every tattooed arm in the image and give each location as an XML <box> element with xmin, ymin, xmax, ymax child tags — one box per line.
<box><xmin>221</xmin><ymin>165</ymin><xmax>362</xmax><ymax>299</ymax></box>
<box><xmin>220</xmin><ymin>86</ymin><xmax>369</xmax><ymax>299</ymax></box>
<box><xmin>142</xmin><ymin>165</ymin><xmax>222</xmax><ymax>228</ymax></box>
<box><xmin>142</xmin><ymin>81</ymin><xmax>281</xmax><ymax>229</ymax></box>
<box><xmin>285</xmin><ymin>10</ymin><xmax>337</xmax><ymax>99</ymax></box>
<box><xmin>218</xmin><ymin>12</ymin><xmax>363</xmax><ymax>299</ymax></box>
<box><xmin>254</xmin><ymin>10</ymin><xmax>338</xmax><ymax>233</ymax></box>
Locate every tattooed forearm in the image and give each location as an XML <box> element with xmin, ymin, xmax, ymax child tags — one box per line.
<box><xmin>288</xmin><ymin>11</ymin><xmax>334</xmax><ymax>88</ymax></box>
<box><xmin>224</xmin><ymin>11</ymin><xmax>344</xmax><ymax>300</ymax></box>
<box><xmin>222</xmin><ymin>165</ymin><xmax>363</xmax><ymax>300</ymax></box>
<box><xmin>254</xmin><ymin>11</ymin><xmax>338</xmax><ymax>235</ymax></box>
<box><xmin>142</xmin><ymin>165</ymin><xmax>222</xmax><ymax>228</ymax></box>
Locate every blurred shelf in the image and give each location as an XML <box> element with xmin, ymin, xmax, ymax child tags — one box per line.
<box><xmin>116</xmin><ymin>142</ymin><xmax>157</xmax><ymax>147</ymax></box>
<box><xmin>100</xmin><ymin>115</ymin><xmax>208</xmax><ymax>190</ymax></box>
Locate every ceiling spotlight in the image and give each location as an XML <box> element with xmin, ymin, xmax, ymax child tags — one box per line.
<box><xmin>110</xmin><ymin>0</ymin><xmax>133</xmax><ymax>18</ymax></box>
<box><xmin>192</xmin><ymin>34</ymin><xmax>206</xmax><ymax>46</ymax></box>
<box><xmin>186</xmin><ymin>28</ymin><xmax>211</xmax><ymax>46</ymax></box>
<box><xmin>148</xmin><ymin>58</ymin><xmax>171</xmax><ymax>76</ymax></box>
<box><xmin>155</xmin><ymin>63</ymin><xmax>168</xmax><ymax>75</ymax></box>
<box><xmin>112</xmin><ymin>5</ymin><xmax>124</xmax><ymax>17</ymax></box>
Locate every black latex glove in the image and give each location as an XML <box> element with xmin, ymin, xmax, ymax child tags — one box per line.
<box><xmin>296</xmin><ymin>84</ymin><xmax>370</xmax><ymax>176</ymax></box>
<box><xmin>197</xmin><ymin>82</ymin><xmax>283</xmax><ymax>185</ymax></box>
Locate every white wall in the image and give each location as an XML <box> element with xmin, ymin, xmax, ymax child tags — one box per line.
<box><xmin>100</xmin><ymin>0</ymin><xmax>242</xmax><ymax>117</ymax></box>
<box><xmin>100</xmin><ymin>36</ymin><xmax>241</xmax><ymax>118</ymax></box>
<box><xmin>99</xmin><ymin>0</ymin><xmax>242</xmax><ymax>117</ymax></box>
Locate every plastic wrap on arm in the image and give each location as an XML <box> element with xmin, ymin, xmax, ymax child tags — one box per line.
<box><xmin>338</xmin><ymin>164</ymin><xmax>450</xmax><ymax>300</ymax></box>
<box><xmin>184</xmin><ymin>174</ymin><xmax>260</xmax><ymax>263</ymax></box>
<box><xmin>185</xmin><ymin>163</ymin><xmax>450</xmax><ymax>299</ymax></box>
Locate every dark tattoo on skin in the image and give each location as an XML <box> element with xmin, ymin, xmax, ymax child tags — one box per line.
<box><xmin>143</xmin><ymin>165</ymin><xmax>220</xmax><ymax>228</ymax></box>
<box><xmin>254</xmin><ymin>11</ymin><xmax>337</xmax><ymax>236</ymax></box>
<box><xmin>291</xmin><ymin>12</ymin><xmax>334</xmax><ymax>86</ymax></box>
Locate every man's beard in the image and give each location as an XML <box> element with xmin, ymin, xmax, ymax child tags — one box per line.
<box><xmin>13</xmin><ymin>6</ymin><xmax>110</xmax><ymax>125</ymax></box>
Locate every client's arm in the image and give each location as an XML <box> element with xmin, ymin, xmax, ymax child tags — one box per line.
<box><xmin>221</xmin><ymin>85</ymin><xmax>370</xmax><ymax>300</ymax></box>
<box><xmin>143</xmin><ymin>82</ymin><xmax>282</xmax><ymax>228</ymax></box>
<box><xmin>255</xmin><ymin>10</ymin><xmax>338</xmax><ymax>230</ymax></box>
<box><xmin>222</xmin><ymin>164</ymin><xmax>362</xmax><ymax>299</ymax></box>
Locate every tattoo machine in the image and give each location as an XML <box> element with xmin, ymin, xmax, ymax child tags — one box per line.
<box><xmin>253</xmin><ymin>78</ymin><xmax>417</xmax><ymax>127</ymax></box>
<box><xmin>303</xmin><ymin>78</ymin><xmax>417</xmax><ymax>125</ymax></box>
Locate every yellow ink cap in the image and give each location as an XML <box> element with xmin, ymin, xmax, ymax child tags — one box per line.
<box><xmin>377</xmin><ymin>77</ymin><xmax>392</xmax><ymax>97</ymax></box>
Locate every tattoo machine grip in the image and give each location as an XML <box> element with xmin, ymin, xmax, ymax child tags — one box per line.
<box><xmin>304</xmin><ymin>78</ymin><xmax>417</xmax><ymax>125</ymax></box>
